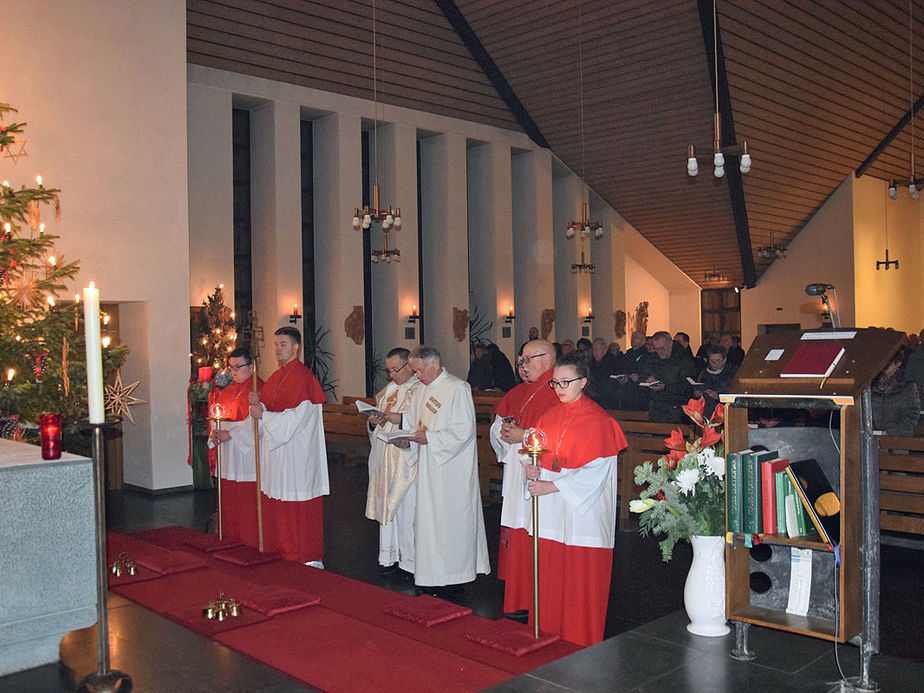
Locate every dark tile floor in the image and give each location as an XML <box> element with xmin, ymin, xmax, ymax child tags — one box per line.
<box><xmin>2</xmin><ymin>457</ymin><xmax>922</xmax><ymax>692</ymax></box>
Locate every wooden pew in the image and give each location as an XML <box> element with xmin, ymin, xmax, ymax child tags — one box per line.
<box><xmin>878</xmin><ymin>434</ymin><xmax>924</xmax><ymax>536</ymax></box>
<box><xmin>612</xmin><ymin>416</ymin><xmax>694</xmax><ymax>530</ymax></box>
<box><xmin>322</xmin><ymin>402</ymin><xmax>371</xmax><ymax>463</ymax></box>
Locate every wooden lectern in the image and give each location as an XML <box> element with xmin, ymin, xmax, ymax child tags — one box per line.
<box><xmin>720</xmin><ymin>327</ymin><xmax>905</xmax><ymax>691</ymax></box>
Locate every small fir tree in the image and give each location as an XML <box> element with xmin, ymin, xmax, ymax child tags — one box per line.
<box><xmin>0</xmin><ymin>102</ymin><xmax>126</xmax><ymax>445</ymax></box>
<box><xmin>190</xmin><ymin>284</ymin><xmax>237</xmax><ymax>375</ymax></box>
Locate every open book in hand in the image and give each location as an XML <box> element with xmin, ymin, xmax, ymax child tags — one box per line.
<box><xmin>638</xmin><ymin>380</ymin><xmax>662</xmax><ymax>388</ymax></box>
<box><xmin>686</xmin><ymin>377</ymin><xmax>705</xmax><ymax>386</ymax></box>
<box><xmin>376</xmin><ymin>430</ymin><xmax>416</xmax><ymax>445</ymax></box>
<box><xmin>355</xmin><ymin>400</ymin><xmax>386</xmax><ymax>418</ymax></box>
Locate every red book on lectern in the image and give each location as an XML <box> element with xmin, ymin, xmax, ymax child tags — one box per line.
<box><xmin>780</xmin><ymin>342</ymin><xmax>845</xmax><ymax>378</ymax></box>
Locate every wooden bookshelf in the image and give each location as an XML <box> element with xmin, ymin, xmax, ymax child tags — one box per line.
<box><xmin>722</xmin><ymin>327</ymin><xmax>904</xmax><ymax>646</ymax></box>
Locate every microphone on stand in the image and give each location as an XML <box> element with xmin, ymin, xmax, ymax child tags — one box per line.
<box><xmin>805</xmin><ymin>283</ymin><xmax>840</xmax><ymax>328</ymax></box>
<box><xmin>805</xmin><ymin>283</ymin><xmax>834</xmax><ymax>296</ymax></box>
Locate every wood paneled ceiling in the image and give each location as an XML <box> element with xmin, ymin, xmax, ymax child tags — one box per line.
<box><xmin>188</xmin><ymin>0</ymin><xmax>924</xmax><ymax>288</ymax></box>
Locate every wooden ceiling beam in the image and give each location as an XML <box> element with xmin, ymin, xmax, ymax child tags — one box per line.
<box><xmin>433</xmin><ymin>0</ymin><xmax>549</xmax><ymax>149</ymax></box>
<box><xmin>700</xmin><ymin>0</ymin><xmax>756</xmax><ymax>287</ymax></box>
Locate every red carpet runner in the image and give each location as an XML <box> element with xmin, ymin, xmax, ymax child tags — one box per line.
<box><xmin>107</xmin><ymin>526</ymin><xmax>580</xmax><ymax>692</ymax></box>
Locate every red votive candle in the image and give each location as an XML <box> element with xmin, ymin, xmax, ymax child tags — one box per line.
<box><xmin>39</xmin><ymin>413</ymin><xmax>62</xmax><ymax>460</ymax></box>
<box><xmin>198</xmin><ymin>366</ymin><xmax>213</xmax><ymax>383</ymax></box>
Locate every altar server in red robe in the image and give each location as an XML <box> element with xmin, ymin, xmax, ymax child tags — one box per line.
<box><xmin>207</xmin><ymin>347</ymin><xmax>264</xmax><ymax>546</ymax></box>
<box><xmin>245</xmin><ymin>327</ymin><xmax>329</xmax><ymax>565</ymax></box>
<box><xmin>523</xmin><ymin>351</ymin><xmax>627</xmax><ymax>646</ymax></box>
<box><xmin>489</xmin><ymin>339</ymin><xmax>559</xmax><ymax>619</ymax></box>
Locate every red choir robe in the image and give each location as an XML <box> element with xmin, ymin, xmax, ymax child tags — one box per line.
<box><xmin>208</xmin><ymin>377</ymin><xmax>263</xmax><ymax>547</ymax></box>
<box><xmin>490</xmin><ymin>369</ymin><xmax>559</xmax><ymax>608</ymax></box>
<box><xmin>524</xmin><ymin>395</ymin><xmax>627</xmax><ymax>646</ymax></box>
<box><xmin>258</xmin><ymin>359</ymin><xmax>328</xmax><ymax>562</ymax></box>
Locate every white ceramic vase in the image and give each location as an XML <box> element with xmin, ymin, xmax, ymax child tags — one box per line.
<box><xmin>683</xmin><ymin>534</ymin><xmax>731</xmax><ymax>637</ymax></box>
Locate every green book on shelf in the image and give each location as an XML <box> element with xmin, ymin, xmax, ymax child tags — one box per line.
<box><xmin>782</xmin><ymin>473</ymin><xmax>810</xmax><ymax>537</ymax></box>
<box><xmin>742</xmin><ymin>449</ymin><xmax>777</xmax><ymax>535</ymax></box>
<box><xmin>725</xmin><ymin>449</ymin><xmax>751</xmax><ymax>534</ymax></box>
<box><xmin>775</xmin><ymin>469</ymin><xmax>787</xmax><ymax>534</ymax></box>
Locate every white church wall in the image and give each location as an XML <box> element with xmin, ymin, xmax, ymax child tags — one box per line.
<box><xmin>4</xmin><ymin>0</ymin><xmax>190</xmax><ymax>489</ymax></box>
<box><xmin>740</xmin><ymin>178</ymin><xmax>855</xmax><ymax>349</ymax></box>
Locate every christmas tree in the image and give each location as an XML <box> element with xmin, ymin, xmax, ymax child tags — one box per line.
<box><xmin>0</xmin><ymin>101</ymin><xmax>126</xmax><ymax>446</ymax></box>
<box><xmin>190</xmin><ymin>284</ymin><xmax>237</xmax><ymax>375</ymax></box>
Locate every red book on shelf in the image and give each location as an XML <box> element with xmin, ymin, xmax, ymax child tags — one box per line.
<box><xmin>760</xmin><ymin>458</ymin><xmax>790</xmax><ymax>534</ymax></box>
<box><xmin>780</xmin><ymin>341</ymin><xmax>846</xmax><ymax>378</ymax></box>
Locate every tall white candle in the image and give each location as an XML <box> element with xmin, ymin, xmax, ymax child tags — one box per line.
<box><xmin>83</xmin><ymin>281</ymin><xmax>104</xmax><ymax>423</ymax></box>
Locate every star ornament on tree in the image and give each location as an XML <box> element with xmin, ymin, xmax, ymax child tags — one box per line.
<box><xmin>104</xmin><ymin>369</ymin><xmax>147</xmax><ymax>424</ymax></box>
<box><xmin>2</xmin><ymin>135</ymin><xmax>27</xmax><ymax>164</ymax></box>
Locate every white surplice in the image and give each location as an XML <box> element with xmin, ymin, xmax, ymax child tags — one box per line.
<box><xmin>529</xmin><ymin>455</ymin><xmax>618</xmax><ymax>548</ymax></box>
<box><xmin>227</xmin><ymin>400</ymin><xmax>329</xmax><ymax>502</ymax></box>
<box><xmin>400</xmin><ymin>369</ymin><xmax>490</xmax><ymax>586</ymax></box>
<box><xmin>489</xmin><ymin>415</ymin><xmax>532</xmax><ymax>532</ymax></box>
<box><xmin>367</xmin><ymin>375</ymin><xmax>420</xmax><ymax>571</ymax></box>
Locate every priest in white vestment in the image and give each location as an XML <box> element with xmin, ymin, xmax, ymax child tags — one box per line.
<box><xmin>365</xmin><ymin>347</ymin><xmax>420</xmax><ymax>577</ymax></box>
<box><xmin>392</xmin><ymin>345</ymin><xmax>490</xmax><ymax>597</ymax></box>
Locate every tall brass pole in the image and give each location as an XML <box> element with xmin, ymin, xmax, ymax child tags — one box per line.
<box><xmin>528</xmin><ymin>448</ymin><xmax>542</xmax><ymax>639</ymax></box>
<box><xmin>210</xmin><ymin>415</ymin><xmax>224</xmax><ymax>540</ymax></box>
<box><xmin>520</xmin><ymin>439</ymin><xmax>548</xmax><ymax>640</ymax></box>
<box><xmin>252</xmin><ymin>363</ymin><xmax>264</xmax><ymax>552</ymax></box>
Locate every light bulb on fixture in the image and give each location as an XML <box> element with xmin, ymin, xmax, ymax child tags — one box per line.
<box><xmin>581</xmin><ymin>227</ymin><xmax>590</xmax><ymax>239</ymax></box>
<box><xmin>889</xmin><ymin>180</ymin><xmax>898</xmax><ymax>200</ymax></box>
<box><xmin>713</xmin><ymin>151</ymin><xmax>725</xmax><ymax>178</ymax></box>
<box><xmin>370</xmin><ymin>253</ymin><xmax>379</xmax><ymax>263</ymax></box>
<box><xmin>352</xmin><ymin>213</ymin><xmax>361</xmax><ymax>230</ymax></box>
<box><xmin>565</xmin><ymin>227</ymin><xmax>576</xmax><ymax>240</ymax></box>
<box><xmin>593</xmin><ymin>227</ymin><xmax>604</xmax><ymax>240</ymax></box>
<box><xmin>911</xmin><ymin>183</ymin><xmax>919</xmax><ymax>200</ymax></box>
<box><xmin>362</xmin><ymin>214</ymin><xmax>372</xmax><ymax>229</ymax></box>
<box><xmin>687</xmin><ymin>145</ymin><xmax>698</xmax><ymax>177</ymax></box>
<box><xmin>393</xmin><ymin>215</ymin><xmax>402</xmax><ymax>230</ymax></box>
<box><xmin>739</xmin><ymin>142</ymin><xmax>751</xmax><ymax>174</ymax></box>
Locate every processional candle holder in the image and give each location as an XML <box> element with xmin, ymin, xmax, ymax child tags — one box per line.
<box><xmin>519</xmin><ymin>427</ymin><xmax>548</xmax><ymax>639</ymax></box>
<box><xmin>208</xmin><ymin>402</ymin><xmax>228</xmax><ymax>541</ymax></box>
<box><xmin>202</xmin><ymin>592</ymin><xmax>242</xmax><ymax>621</ymax></box>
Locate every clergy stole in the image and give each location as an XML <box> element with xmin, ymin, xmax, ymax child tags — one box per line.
<box><xmin>366</xmin><ymin>378</ymin><xmax>420</xmax><ymax>524</ymax></box>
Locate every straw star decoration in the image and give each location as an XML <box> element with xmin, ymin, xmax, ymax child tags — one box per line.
<box><xmin>2</xmin><ymin>136</ymin><xmax>27</xmax><ymax>164</ymax></box>
<box><xmin>7</xmin><ymin>270</ymin><xmax>41</xmax><ymax>310</ymax></box>
<box><xmin>104</xmin><ymin>369</ymin><xmax>147</xmax><ymax>424</ymax></box>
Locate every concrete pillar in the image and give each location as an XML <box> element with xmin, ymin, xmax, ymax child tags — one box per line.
<box><xmin>250</xmin><ymin>100</ymin><xmax>303</xmax><ymax>378</ymax></box>
<box><xmin>419</xmin><ymin>133</ymin><xmax>469</xmax><ymax>376</ymax></box>
<box><xmin>553</xmin><ymin>173</ymin><xmax>583</xmax><ymax>342</ymax></box>
<box><xmin>313</xmin><ymin>111</ymin><xmax>366</xmax><ymax>400</ymax></box>
<box><xmin>512</xmin><ymin>149</ymin><xmax>554</xmax><ymax>346</ymax></box>
<box><xmin>591</xmin><ymin>196</ymin><xmax>628</xmax><ymax>348</ymax></box>
<box><xmin>467</xmin><ymin>140</ymin><xmax>515</xmax><ymax>361</ymax></box>
<box><xmin>187</xmin><ymin>84</ymin><xmax>234</xmax><ymax>305</ymax></box>
<box><xmin>371</xmin><ymin>122</ymin><xmax>419</xmax><ymax>370</ymax></box>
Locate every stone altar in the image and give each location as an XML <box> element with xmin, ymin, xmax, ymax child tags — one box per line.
<box><xmin>0</xmin><ymin>439</ymin><xmax>96</xmax><ymax>676</ymax></box>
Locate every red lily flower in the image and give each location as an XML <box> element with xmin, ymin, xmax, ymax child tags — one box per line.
<box><xmin>664</xmin><ymin>428</ymin><xmax>686</xmax><ymax>452</ymax></box>
<box><xmin>709</xmin><ymin>403</ymin><xmax>725</xmax><ymax>425</ymax></box>
<box><xmin>682</xmin><ymin>397</ymin><xmax>706</xmax><ymax>427</ymax></box>
<box><xmin>700</xmin><ymin>425</ymin><xmax>721</xmax><ymax>449</ymax></box>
